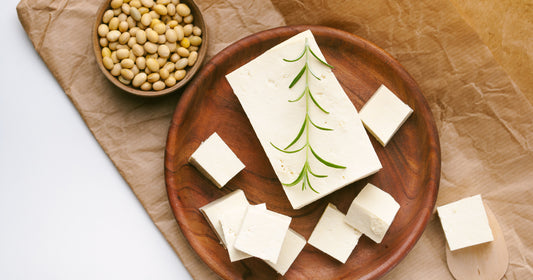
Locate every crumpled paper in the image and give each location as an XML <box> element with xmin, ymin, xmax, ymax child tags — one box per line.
<box><xmin>450</xmin><ymin>0</ymin><xmax>533</xmax><ymax>102</ymax></box>
<box><xmin>16</xmin><ymin>0</ymin><xmax>533</xmax><ymax>279</ymax></box>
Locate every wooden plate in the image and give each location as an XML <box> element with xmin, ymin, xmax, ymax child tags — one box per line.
<box><xmin>165</xmin><ymin>25</ymin><xmax>440</xmax><ymax>280</ymax></box>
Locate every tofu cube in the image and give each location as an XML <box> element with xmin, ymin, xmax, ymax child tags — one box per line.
<box><xmin>308</xmin><ymin>203</ymin><xmax>362</xmax><ymax>263</ymax></box>
<box><xmin>344</xmin><ymin>183</ymin><xmax>400</xmax><ymax>243</ymax></box>
<box><xmin>219</xmin><ymin>204</ymin><xmax>266</xmax><ymax>262</ymax></box>
<box><xmin>199</xmin><ymin>190</ymin><xmax>249</xmax><ymax>245</ymax></box>
<box><xmin>265</xmin><ymin>229</ymin><xmax>307</xmax><ymax>275</ymax></box>
<box><xmin>234</xmin><ymin>205</ymin><xmax>292</xmax><ymax>263</ymax></box>
<box><xmin>359</xmin><ymin>84</ymin><xmax>413</xmax><ymax>146</ymax></box>
<box><xmin>189</xmin><ymin>132</ymin><xmax>245</xmax><ymax>188</ymax></box>
<box><xmin>437</xmin><ymin>194</ymin><xmax>494</xmax><ymax>251</ymax></box>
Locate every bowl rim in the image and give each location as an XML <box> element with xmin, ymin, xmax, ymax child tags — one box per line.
<box><xmin>92</xmin><ymin>0</ymin><xmax>208</xmax><ymax>97</ymax></box>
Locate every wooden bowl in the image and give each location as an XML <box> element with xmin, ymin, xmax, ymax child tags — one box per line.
<box><xmin>92</xmin><ymin>0</ymin><xmax>208</xmax><ymax>97</ymax></box>
<box><xmin>165</xmin><ymin>25</ymin><xmax>440</xmax><ymax>279</ymax></box>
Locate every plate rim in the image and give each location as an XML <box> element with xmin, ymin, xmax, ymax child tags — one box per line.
<box><xmin>165</xmin><ymin>25</ymin><xmax>441</xmax><ymax>280</ymax></box>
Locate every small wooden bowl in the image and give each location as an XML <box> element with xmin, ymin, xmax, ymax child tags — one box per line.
<box><xmin>92</xmin><ymin>0</ymin><xmax>208</xmax><ymax>97</ymax></box>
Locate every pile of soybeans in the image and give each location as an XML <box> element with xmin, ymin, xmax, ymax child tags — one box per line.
<box><xmin>97</xmin><ymin>0</ymin><xmax>203</xmax><ymax>91</ymax></box>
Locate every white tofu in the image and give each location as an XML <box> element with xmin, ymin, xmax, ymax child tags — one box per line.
<box><xmin>219</xmin><ymin>204</ymin><xmax>267</xmax><ymax>262</ymax></box>
<box><xmin>266</xmin><ymin>229</ymin><xmax>306</xmax><ymax>275</ymax></box>
<box><xmin>359</xmin><ymin>84</ymin><xmax>413</xmax><ymax>146</ymax></box>
<box><xmin>308</xmin><ymin>203</ymin><xmax>362</xmax><ymax>263</ymax></box>
<box><xmin>199</xmin><ymin>190</ymin><xmax>249</xmax><ymax>245</ymax></box>
<box><xmin>437</xmin><ymin>194</ymin><xmax>494</xmax><ymax>251</ymax></box>
<box><xmin>226</xmin><ymin>30</ymin><xmax>381</xmax><ymax>209</ymax></box>
<box><xmin>234</xmin><ymin>205</ymin><xmax>292</xmax><ymax>263</ymax></box>
<box><xmin>344</xmin><ymin>183</ymin><xmax>400</xmax><ymax>243</ymax></box>
<box><xmin>189</xmin><ymin>132</ymin><xmax>245</xmax><ymax>188</ymax></box>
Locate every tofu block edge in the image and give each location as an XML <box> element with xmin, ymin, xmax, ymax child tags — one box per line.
<box><xmin>265</xmin><ymin>229</ymin><xmax>307</xmax><ymax>275</ymax></box>
<box><xmin>234</xmin><ymin>205</ymin><xmax>292</xmax><ymax>263</ymax></box>
<box><xmin>344</xmin><ymin>183</ymin><xmax>400</xmax><ymax>243</ymax></box>
<box><xmin>189</xmin><ymin>132</ymin><xmax>246</xmax><ymax>188</ymax></box>
<box><xmin>359</xmin><ymin>84</ymin><xmax>413</xmax><ymax>146</ymax></box>
<box><xmin>437</xmin><ymin>194</ymin><xmax>494</xmax><ymax>251</ymax></box>
<box><xmin>225</xmin><ymin>30</ymin><xmax>382</xmax><ymax>210</ymax></box>
<box><xmin>199</xmin><ymin>189</ymin><xmax>249</xmax><ymax>247</ymax></box>
<box><xmin>308</xmin><ymin>203</ymin><xmax>362</xmax><ymax>263</ymax></box>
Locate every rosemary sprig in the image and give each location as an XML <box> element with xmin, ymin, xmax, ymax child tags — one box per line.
<box><xmin>272</xmin><ymin>38</ymin><xmax>346</xmax><ymax>193</ymax></box>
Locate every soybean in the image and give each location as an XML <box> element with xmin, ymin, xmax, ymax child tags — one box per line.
<box><xmin>110</xmin><ymin>0</ymin><xmax>123</xmax><ymax>9</ymax></box>
<box><xmin>118</xmin><ymin>76</ymin><xmax>131</xmax><ymax>85</ymax></box>
<box><xmin>158</xmin><ymin>44</ymin><xmax>170</xmax><ymax>58</ymax></box>
<box><xmin>183</xmin><ymin>14</ymin><xmax>193</xmax><ymax>24</ymax></box>
<box><xmin>141</xmin><ymin>0</ymin><xmax>154</xmax><ymax>8</ymax></box>
<box><xmin>176</xmin><ymin>4</ymin><xmax>190</xmax><ymax>17</ymax></box>
<box><xmin>153</xmin><ymin>4</ymin><xmax>167</xmax><ymax>15</ymax></box>
<box><xmin>140</xmin><ymin>82</ymin><xmax>152</xmax><ymax>91</ymax></box>
<box><xmin>118</xmin><ymin>32</ymin><xmax>130</xmax><ymax>44</ymax></box>
<box><xmin>99</xmin><ymin>38</ymin><xmax>109</xmax><ymax>47</ymax></box>
<box><xmin>101</xmin><ymin>47</ymin><xmax>112</xmax><ymax>58</ymax></box>
<box><xmin>121</xmin><ymin>58</ymin><xmax>135</xmax><ymax>69</ymax></box>
<box><xmin>98</xmin><ymin>24</ymin><xmax>109</xmax><ymax>37</ymax></box>
<box><xmin>144</xmin><ymin>42</ymin><xmax>158</xmax><ymax>54</ymax></box>
<box><xmin>175</xmin><ymin>58</ymin><xmax>188</xmax><ymax>70</ymax></box>
<box><xmin>183</xmin><ymin>24</ymin><xmax>193</xmax><ymax>36</ymax></box>
<box><xmin>165</xmin><ymin>76</ymin><xmax>176</xmax><ymax>87</ymax></box>
<box><xmin>136</xmin><ymin>57</ymin><xmax>146</xmax><ymax>69</ymax></box>
<box><xmin>111</xmin><ymin>64</ymin><xmax>122</xmax><ymax>76</ymax></box>
<box><xmin>188</xmin><ymin>51</ymin><xmax>197</xmax><ymax>66</ymax></box>
<box><xmin>192</xmin><ymin>26</ymin><xmax>202</xmax><ymax>36</ymax></box>
<box><xmin>116</xmin><ymin>48</ymin><xmax>130</xmax><ymax>60</ymax></box>
<box><xmin>103</xmin><ymin>10</ymin><xmax>115</xmax><ymax>23</ymax></box>
<box><xmin>132</xmin><ymin>73</ymin><xmax>147</xmax><ymax>87</ymax></box>
<box><xmin>141</xmin><ymin>13</ymin><xmax>152</xmax><ymax>26</ymax></box>
<box><xmin>121</xmin><ymin>68</ymin><xmax>134</xmax><ymax>80</ymax></box>
<box><xmin>146</xmin><ymin>58</ymin><xmax>160</xmax><ymax>72</ymax></box>
<box><xmin>174</xmin><ymin>69</ymin><xmax>186</xmax><ymax>80</ymax></box>
<box><xmin>103</xmin><ymin>57</ymin><xmax>114</xmax><ymax>70</ymax></box>
<box><xmin>177</xmin><ymin>47</ymin><xmax>188</xmax><ymax>57</ymax></box>
<box><xmin>130</xmin><ymin>7</ymin><xmax>141</xmax><ymax>21</ymax></box>
<box><xmin>165</xmin><ymin>29</ymin><xmax>178</xmax><ymax>43</ymax></box>
<box><xmin>109</xmin><ymin>17</ymin><xmax>120</xmax><ymax>30</ymax></box>
<box><xmin>147</xmin><ymin>73</ymin><xmax>160</xmax><ymax>83</ymax></box>
<box><xmin>119</xmin><ymin>21</ymin><xmax>129</xmax><ymax>32</ymax></box>
<box><xmin>152</xmin><ymin>80</ymin><xmax>165</xmax><ymax>91</ymax></box>
<box><xmin>106</xmin><ymin>30</ymin><xmax>121</xmax><ymax>42</ymax></box>
<box><xmin>136</xmin><ymin>29</ymin><xmax>147</xmax><ymax>44</ymax></box>
<box><xmin>132</xmin><ymin>44</ymin><xmax>145</xmax><ymax>56</ymax></box>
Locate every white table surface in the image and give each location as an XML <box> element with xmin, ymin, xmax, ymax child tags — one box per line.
<box><xmin>0</xmin><ymin>1</ymin><xmax>192</xmax><ymax>279</ymax></box>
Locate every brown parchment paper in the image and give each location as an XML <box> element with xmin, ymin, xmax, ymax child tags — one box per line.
<box><xmin>16</xmin><ymin>0</ymin><xmax>533</xmax><ymax>279</ymax></box>
<box><xmin>450</xmin><ymin>0</ymin><xmax>533</xmax><ymax>104</ymax></box>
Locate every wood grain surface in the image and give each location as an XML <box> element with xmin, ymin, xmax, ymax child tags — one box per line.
<box><xmin>165</xmin><ymin>25</ymin><xmax>440</xmax><ymax>280</ymax></box>
<box><xmin>92</xmin><ymin>0</ymin><xmax>208</xmax><ymax>97</ymax></box>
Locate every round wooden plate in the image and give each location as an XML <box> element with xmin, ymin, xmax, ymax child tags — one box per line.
<box><xmin>165</xmin><ymin>25</ymin><xmax>440</xmax><ymax>280</ymax></box>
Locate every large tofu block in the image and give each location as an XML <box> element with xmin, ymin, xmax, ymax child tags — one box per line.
<box><xmin>219</xmin><ymin>203</ymin><xmax>266</xmax><ymax>262</ymax></box>
<box><xmin>234</xmin><ymin>205</ymin><xmax>292</xmax><ymax>263</ymax></box>
<box><xmin>226</xmin><ymin>30</ymin><xmax>381</xmax><ymax>209</ymax></box>
<box><xmin>199</xmin><ymin>190</ymin><xmax>249</xmax><ymax>245</ymax></box>
<box><xmin>308</xmin><ymin>203</ymin><xmax>362</xmax><ymax>263</ymax></box>
<box><xmin>359</xmin><ymin>84</ymin><xmax>413</xmax><ymax>146</ymax></box>
<box><xmin>189</xmin><ymin>132</ymin><xmax>245</xmax><ymax>188</ymax></box>
<box><xmin>437</xmin><ymin>194</ymin><xmax>494</xmax><ymax>251</ymax></box>
<box><xmin>344</xmin><ymin>183</ymin><xmax>400</xmax><ymax>243</ymax></box>
<box><xmin>265</xmin><ymin>229</ymin><xmax>307</xmax><ymax>275</ymax></box>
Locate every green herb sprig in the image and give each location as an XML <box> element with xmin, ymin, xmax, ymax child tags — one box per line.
<box><xmin>271</xmin><ymin>38</ymin><xmax>346</xmax><ymax>193</ymax></box>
